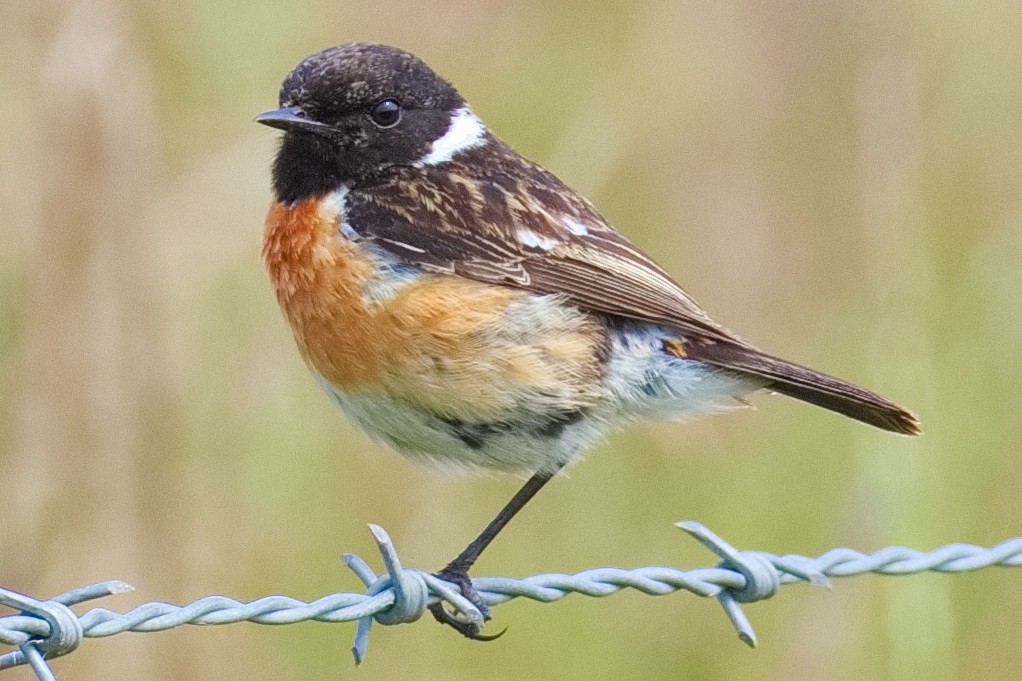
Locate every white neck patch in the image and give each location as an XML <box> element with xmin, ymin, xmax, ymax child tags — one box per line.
<box><xmin>414</xmin><ymin>107</ymin><xmax>486</xmax><ymax>167</ymax></box>
<box><xmin>322</xmin><ymin>185</ymin><xmax>361</xmax><ymax>240</ymax></box>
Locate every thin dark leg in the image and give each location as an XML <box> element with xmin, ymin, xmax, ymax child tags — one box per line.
<box><xmin>430</xmin><ymin>466</ymin><xmax>560</xmax><ymax>639</ymax></box>
<box><xmin>443</xmin><ymin>469</ymin><xmax>556</xmax><ymax>575</ymax></box>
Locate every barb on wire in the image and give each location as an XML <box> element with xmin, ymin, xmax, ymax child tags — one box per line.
<box><xmin>2</xmin><ymin>522</ymin><xmax>1020</xmax><ymax>679</ymax></box>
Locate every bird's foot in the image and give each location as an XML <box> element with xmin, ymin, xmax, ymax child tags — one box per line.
<box><xmin>429</xmin><ymin>566</ymin><xmax>506</xmax><ymax>641</ymax></box>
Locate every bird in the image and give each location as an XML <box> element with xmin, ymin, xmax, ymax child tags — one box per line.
<box><xmin>255</xmin><ymin>42</ymin><xmax>919</xmax><ymax>639</ymax></box>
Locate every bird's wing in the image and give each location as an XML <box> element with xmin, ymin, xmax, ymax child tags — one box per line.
<box><xmin>346</xmin><ymin>156</ymin><xmax>742</xmax><ymax>344</ymax></box>
<box><xmin>345</xmin><ymin>153</ymin><xmax>919</xmax><ymax>435</ymax></box>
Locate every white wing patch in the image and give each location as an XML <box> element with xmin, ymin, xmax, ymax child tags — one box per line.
<box><xmin>516</xmin><ymin>227</ymin><xmax>560</xmax><ymax>250</ymax></box>
<box><xmin>514</xmin><ymin>215</ymin><xmax>594</xmax><ymax>251</ymax></box>
<box><xmin>561</xmin><ymin>216</ymin><xmax>589</xmax><ymax>236</ymax></box>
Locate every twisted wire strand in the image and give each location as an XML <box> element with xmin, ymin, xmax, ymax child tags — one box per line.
<box><xmin>2</xmin><ymin>522</ymin><xmax>1020</xmax><ymax>678</ymax></box>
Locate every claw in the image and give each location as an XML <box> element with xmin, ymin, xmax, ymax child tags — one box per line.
<box><xmin>428</xmin><ymin>602</ymin><xmax>507</xmax><ymax>640</ymax></box>
<box><xmin>429</xmin><ymin>568</ymin><xmax>506</xmax><ymax>641</ymax></box>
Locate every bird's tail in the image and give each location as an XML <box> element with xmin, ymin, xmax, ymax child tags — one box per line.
<box><xmin>677</xmin><ymin>338</ymin><xmax>921</xmax><ymax>435</ymax></box>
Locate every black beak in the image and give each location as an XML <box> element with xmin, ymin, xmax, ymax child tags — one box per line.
<box><xmin>254</xmin><ymin>106</ymin><xmax>333</xmax><ymax>135</ymax></box>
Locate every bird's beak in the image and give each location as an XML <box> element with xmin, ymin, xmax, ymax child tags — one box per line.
<box><xmin>254</xmin><ymin>106</ymin><xmax>333</xmax><ymax>135</ymax></box>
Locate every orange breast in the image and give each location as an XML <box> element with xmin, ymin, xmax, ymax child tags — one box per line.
<box><xmin>263</xmin><ymin>196</ymin><xmax>386</xmax><ymax>386</ymax></box>
<box><xmin>263</xmin><ymin>195</ymin><xmax>607</xmax><ymax>422</ymax></box>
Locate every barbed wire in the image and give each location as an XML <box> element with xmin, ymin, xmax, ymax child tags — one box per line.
<box><xmin>2</xmin><ymin>521</ymin><xmax>1020</xmax><ymax>680</ymax></box>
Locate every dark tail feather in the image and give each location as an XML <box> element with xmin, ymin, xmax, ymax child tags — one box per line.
<box><xmin>764</xmin><ymin>380</ymin><xmax>920</xmax><ymax>435</ymax></box>
<box><xmin>679</xmin><ymin>338</ymin><xmax>921</xmax><ymax>436</ymax></box>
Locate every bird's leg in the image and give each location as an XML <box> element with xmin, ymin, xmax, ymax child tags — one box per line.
<box><xmin>430</xmin><ymin>467</ymin><xmax>560</xmax><ymax>640</ymax></box>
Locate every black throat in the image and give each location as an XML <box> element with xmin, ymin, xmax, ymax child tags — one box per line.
<box><xmin>271</xmin><ymin>132</ymin><xmax>348</xmax><ymax>204</ymax></box>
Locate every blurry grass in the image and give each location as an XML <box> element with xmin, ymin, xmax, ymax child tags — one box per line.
<box><xmin>1</xmin><ymin>0</ymin><xmax>1021</xmax><ymax>680</ymax></box>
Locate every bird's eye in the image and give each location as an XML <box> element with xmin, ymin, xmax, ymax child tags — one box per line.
<box><xmin>369</xmin><ymin>99</ymin><xmax>401</xmax><ymax>128</ymax></box>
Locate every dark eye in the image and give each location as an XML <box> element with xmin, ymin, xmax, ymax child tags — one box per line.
<box><xmin>369</xmin><ymin>99</ymin><xmax>401</xmax><ymax>128</ymax></box>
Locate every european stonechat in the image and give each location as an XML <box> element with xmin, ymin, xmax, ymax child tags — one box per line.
<box><xmin>256</xmin><ymin>43</ymin><xmax>919</xmax><ymax>639</ymax></box>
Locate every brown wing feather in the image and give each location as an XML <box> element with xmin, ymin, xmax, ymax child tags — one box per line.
<box><xmin>347</xmin><ymin>138</ymin><xmax>920</xmax><ymax>435</ymax></box>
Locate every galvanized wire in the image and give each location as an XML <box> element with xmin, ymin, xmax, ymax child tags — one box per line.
<box><xmin>2</xmin><ymin>521</ymin><xmax>1020</xmax><ymax>678</ymax></box>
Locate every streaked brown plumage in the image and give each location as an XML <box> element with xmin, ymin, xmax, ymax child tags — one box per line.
<box><xmin>343</xmin><ymin>135</ymin><xmax>920</xmax><ymax>435</ymax></box>
<box><xmin>257</xmin><ymin>42</ymin><xmax>919</xmax><ymax>639</ymax></box>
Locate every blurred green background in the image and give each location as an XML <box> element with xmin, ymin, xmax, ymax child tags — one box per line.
<box><xmin>1</xmin><ymin>0</ymin><xmax>1020</xmax><ymax>679</ymax></box>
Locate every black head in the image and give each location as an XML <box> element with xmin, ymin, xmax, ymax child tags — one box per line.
<box><xmin>257</xmin><ymin>43</ymin><xmax>469</xmax><ymax>202</ymax></box>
